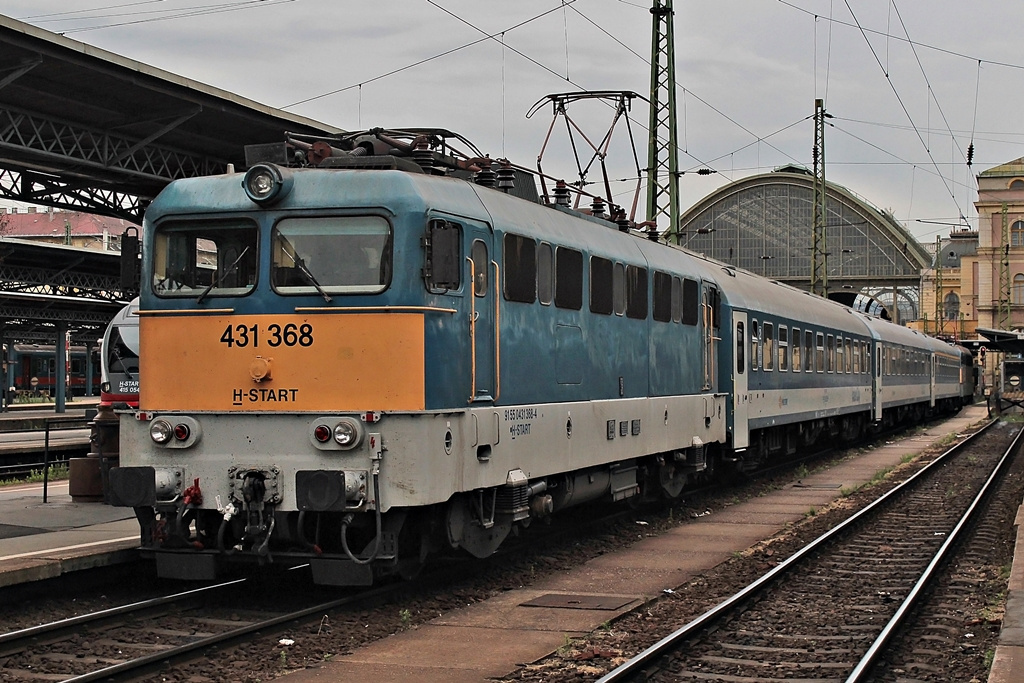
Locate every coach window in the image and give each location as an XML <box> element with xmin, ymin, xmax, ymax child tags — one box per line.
<box><xmin>826</xmin><ymin>334</ymin><xmax>835</xmax><ymax>372</ymax></box>
<box><xmin>590</xmin><ymin>256</ymin><xmax>614</xmax><ymax>314</ymax></box>
<box><xmin>792</xmin><ymin>328</ymin><xmax>801</xmax><ymax>372</ymax></box>
<box><xmin>816</xmin><ymin>332</ymin><xmax>825</xmax><ymax>372</ymax></box>
<box><xmin>764</xmin><ymin>323</ymin><xmax>774</xmax><ymax>371</ymax></box>
<box><xmin>626</xmin><ymin>266</ymin><xmax>648</xmax><ymax>319</ymax></box>
<box><xmin>537</xmin><ymin>242</ymin><xmax>553</xmax><ymax>305</ymax></box>
<box><xmin>804</xmin><ymin>330</ymin><xmax>814</xmax><ymax>372</ymax></box>
<box><xmin>653</xmin><ymin>271</ymin><xmax>672</xmax><ymax>322</ymax></box>
<box><xmin>852</xmin><ymin>340</ymin><xmax>860</xmax><ymax>374</ymax></box>
<box><xmin>737</xmin><ymin>321</ymin><xmax>745</xmax><ymax>374</ymax></box>
<box><xmin>503</xmin><ymin>233</ymin><xmax>536</xmax><ymax>303</ymax></box>
<box><xmin>845</xmin><ymin>338</ymin><xmax>853</xmax><ymax>373</ymax></box>
<box><xmin>555</xmin><ymin>247</ymin><xmax>583</xmax><ymax>310</ymax></box>
<box><xmin>750</xmin><ymin>320</ymin><xmax>760</xmax><ymax>371</ymax></box>
<box><xmin>836</xmin><ymin>337</ymin><xmax>844</xmax><ymax>374</ymax></box>
<box><xmin>778</xmin><ymin>325</ymin><xmax>789</xmax><ymax>370</ymax></box>
<box><xmin>682</xmin><ymin>278</ymin><xmax>699</xmax><ymax>325</ymax></box>
<box><xmin>613</xmin><ymin>263</ymin><xmax>626</xmax><ymax>314</ymax></box>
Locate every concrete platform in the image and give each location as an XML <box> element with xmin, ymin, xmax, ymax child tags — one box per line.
<box><xmin>0</xmin><ymin>479</ymin><xmax>138</xmax><ymax>588</ymax></box>
<box><xmin>284</xmin><ymin>404</ymin><xmax>988</xmax><ymax>682</ymax></box>
<box><xmin>989</xmin><ymin>494</ymin><xmax>1024</xmax><ymax>682</ymax></box>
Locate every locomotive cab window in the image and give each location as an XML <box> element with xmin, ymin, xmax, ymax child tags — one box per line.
<box><xmin>555</xmin><ymin>247</ymin><xmax>583</xmax><ymax>310</ymax></box>
<box><xmin>653</xmin><ymin>271</ymin><xmax>672</xmax><ymax>322</ymax></box>
<box><xmin>590</xmin><ymin>256</ymin><xmax>613</xmax><ymax>314</ymax></box>
<box><xmin>153</xmin><ymin>219</ymin><xmax>258</xmax><ymax>298</ymax></box>
<box><xmin>471</xmin><ymin>240</ymin><xmax>488</xmax><ymax>297</ymax></box>
<box><xmin>626</xmin><ymin>266</ymin><xmax>648</xmax><ymax>319</ymax></box>
<box><xmin>424</xmin><ymin>219</ymin><xmax>461</xmax><ymax>291</ymax></box>
<box><xmin>538</xmin><ymin>242</ymin><xmax>553</xmax><ymax>305</ymax></box>
<box><xmin>613</xmin><ymin>262</ymin><xmax>626</xmax><ymax>315</ymax></box>
<box><xmin>503</xmin><ymin>233</ymin><xmax>536</xmax><ymax>303</ymax></box>
<box><xmin>272</xmin><ymin>216</ymin><xmax>391</xmax><ymax>295</ymax></box>
<box><xmin>682</xmin><ymin>278</ymin><xmax>699</xmax><ymax>325</ymax></box>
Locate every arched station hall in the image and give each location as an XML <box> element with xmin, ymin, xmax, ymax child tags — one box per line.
<box><xmin>675</xmin><ymin>165</ymin><xmax>931</xmax><ymax>324</ymax></box>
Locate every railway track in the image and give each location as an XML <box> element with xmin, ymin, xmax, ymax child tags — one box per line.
<box><xmin>596</xmin><ymin>417</ymin><xmax>1020</xmax><ymax>683</ymax></box>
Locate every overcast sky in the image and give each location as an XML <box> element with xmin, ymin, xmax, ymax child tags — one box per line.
<box><xmin>6</xmin><ymin>0</ymin><xmax>1024</xmax><ymax>245</ymax></box>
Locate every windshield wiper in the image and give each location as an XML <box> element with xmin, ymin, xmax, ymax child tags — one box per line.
<box><xmin>110</xmin><ymin>345</ymin><xmax>134</xmax><ymax>380</ymax></box>
<box><xmin>196</xmin><ymin>246</ymin><xmax>250</xmax><ymax>304</ymax></box>
<box><xmin>293</xmin><ymin>256</ymin><xmax>332</xmax><ymax>303</ymax></box>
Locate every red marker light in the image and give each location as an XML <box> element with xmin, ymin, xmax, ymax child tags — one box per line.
<box><xmin>314</xmin><ymin>425</ymin><xmax>331</xmax><ymax>442</ymax></box>
<box><xmin>173</xmin><ymin>423</ymin><xmax>191</xmax><ymax>441</ymax></box>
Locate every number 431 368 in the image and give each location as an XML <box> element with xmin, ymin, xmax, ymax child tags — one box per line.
<box><xmin>219</xmin><ymin>323</ymin><xmax>314</xmax><ymax>348</ymax></box>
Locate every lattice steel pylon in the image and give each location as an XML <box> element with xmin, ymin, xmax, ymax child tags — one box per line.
<box><xmin>934</xmin><ymin>235</ymin><xmax>944</xmax><ymax>335</ymax></box>
<box><xmin>646</xmin><ymin>0</ymin><xmax>681</xmax><ymax>243</ymax></box>
<box><xmin>811</xmin><ymin>99</ymin><xmax>828</xmax><ymax>297</ymax></box>
<box><xmin>999</xmin><ymin>203</ymin><xmax>1012</xmax><ymax>329</ymax></box>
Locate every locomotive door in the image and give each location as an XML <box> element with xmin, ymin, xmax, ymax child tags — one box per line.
<box><xmin>732</xmin><ymin>310</ymin><xmax>749</xmax><ymax>449</ymax></box>
<box><xmin>467</xmin><ymin>225</ymin><xmax>495</xmax><ymax>402</ymax></box>
<box><xmin>702</xmin><ymin>285</ymin><xmax>718</xmax><ymax>393</ymax></box>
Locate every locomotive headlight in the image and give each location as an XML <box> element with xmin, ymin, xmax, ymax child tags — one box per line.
<box><xmin>242</xmin><ymin>163</ymin><xmax>293</xmax><ymax>206</ymax></box>
<box><xmin>150</xmin><ymin>419</ymin><xmax>173</xmax><ymax>444</ymax></box>
<box><xmin>333</xmin><ymin>418</ymin><xmax>363</xmax><ymax>449</ymax></box>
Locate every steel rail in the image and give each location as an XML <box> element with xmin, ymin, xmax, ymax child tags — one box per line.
<box><xmin>61</xmin><ymin>578</ymin><xmax>405</xmax><ymax>683</ymax></box>
<box><xmin>0</xmin><ymin>578</ymin><xmax>246</xmax><ymax>645</ymax></box>
<box><xmin>845</xmin><ymin>421</ymin><xmax>1024</xmax><ymax>681</ymax></box>
<box><xmin>595</xmin><ymin>417</ymin><xmax>999</xmax><ymax>683</ymax></box>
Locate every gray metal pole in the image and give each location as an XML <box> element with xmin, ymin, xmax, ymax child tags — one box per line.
<box><xmin>55</xmin><ymin>323</ymin><xmax>66</xmax><ymax>413</ymax></box>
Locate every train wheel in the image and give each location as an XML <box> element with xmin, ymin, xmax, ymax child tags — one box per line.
<box><xmin>658</xmin><ymin>461</ymin><xmax>688</xmax><ymax>499</ymax></box>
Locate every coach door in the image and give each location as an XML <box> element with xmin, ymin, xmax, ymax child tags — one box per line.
<box><xmin>732</xmin><ymin>310</ymin><xmax>749</xmax><ymax>449</ymax></box>
<box><xmin>467</xmin><ymin>224</ymin><xmax>496</xmax><ymax>402</ymax></box>
<box><xmin>872</xmin><ymin>342</ymin><xmax>883</xmax><ymax>421</ymax></box>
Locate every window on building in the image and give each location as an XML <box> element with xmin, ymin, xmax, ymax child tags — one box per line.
<box><xmin>943</xmin><ymin>291</ymin><xmax>960</xmax><ymax>320</ymax></box>
<box><xmin>1013</xmin><ymin>220</ymin><xmax>1024</xmax><ymax>247</ymax></box>
<box><xmin>1011</xmin><ymin>179</ymin><xmax>1024</xmax><ymax>190</ymax></box>
<box><xmin>1014</xmin><ymin>273</ymin><xmax>1024</xmax><ymax>305</ymax></box>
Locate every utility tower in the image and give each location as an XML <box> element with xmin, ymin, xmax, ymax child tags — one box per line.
<box><xmin>811</xmin><ymin>99</ymin><xmax>828</xmax><ymax>297</ymax></box>
<box><xmin>999</xmin><ymin>203</ymin><xmax>1012</xmax><ymax>329</ymax></box>
<box><xmin>646</xmin><ymin>0</ymin><xmax>680</xmax><ymax>243</ymax></box>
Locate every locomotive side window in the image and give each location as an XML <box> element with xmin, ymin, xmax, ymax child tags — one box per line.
<box><xmin>590</xmin><ymin>256</ymin><xmax>613</xmax><ymax>314</ymax></box>
<box><xmin>749</xmin><ymin>319</ymin><xmax>757</xmax><ymax>370</ymax></box>
<box><xmin>153</xmin><ymin>218</ymin><xmax>258</xmax><ymax>298</ymax></box>
<box><xmin>626</xmin><ymin>266</ymin><xmax>648</xmax><ymax>319</ymax></box>
<box><xmin>763</xmin><ymin>323</ymin><xmax>774</xmax><ymax>371</ymax></box>
<box><xmin>681</xmin><ymin>278</ymin><xmax>699</xmax><ymax>325</ymax></box>
<box><xmin>613</xmin><ymin>263</ymin><xmax>626</xmax><ymax>315</ymax></box>
<box><xmin>736</xmin><ymin>321</ymin><xmax>745</xmax><ymax>374</ymax></box>
<box><xmin>502</xmin><ymin>233</ymin><xmax>536</xmax><ymax>303</ymax></box>
<box><xmin>792</xmin><ymin>328</ymin><xmax>801</xmax><ymax>372</ymax></box>
<box><xmin>272</xmin><ymin>216</ymin><xmax>391</xmax><ymax>295</ymax></box>
<box><xmin>555</xmin><ymin>247</ymin><xmax>583</xmax><ymax>310</ymax></box>
<box><xmin>538</xmin><ymin>242</ymin><xmax>553</xmax><ymax>305</ymax></box>
<box><xmin>424</xmin><ymin>220</ymin><xmax>461</xmax><ymax>291</ymax></box>
<box><xmin>671</xmin><ymin>277</ymin><xmax>682</xmax><ymax>322</ymax></box>
<box><xmin>653</xmin><ymin>271</ymin><xmax>672</xmax><ymax>322</ymax></box>
<box><xmin>472</xmin><ymin>240</ymin><xmax>488</xmax><ymax>297</ymax></box>
<box><xmin>778</xmin><ymin>325</ymin><xmax>788</xmax><ymax>370</ymax></box>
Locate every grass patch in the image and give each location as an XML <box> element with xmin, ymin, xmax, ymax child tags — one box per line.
<box><xmin>0</xmin><ymin>463</ymin><xmax>69</xmax><ymax>486</ymax></box>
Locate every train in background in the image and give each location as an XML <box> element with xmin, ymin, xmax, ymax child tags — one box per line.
<box><xmin>106</xmin><ymin>127</ymin><xmax>975</xmax><ymax>586</ymax></box>
<box><xmin>8</xmin><ymin>343</ymin><xmax>100</xmax><ymax>397</ymax></box>
<box><xmin>99</xmin><ymin>298</ymin><xmax>140</xmax><ymax>407</ymax></box>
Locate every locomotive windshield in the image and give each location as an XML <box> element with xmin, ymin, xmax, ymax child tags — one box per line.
<box><xmin>271</xmin><ymin>216</ymin><xmax>392</xmax><ymax>295</ymax></box>
<box><xmin>152</xmin><ymin>219</ymin><xmax>258</xmax><ymax>298</ymax></box>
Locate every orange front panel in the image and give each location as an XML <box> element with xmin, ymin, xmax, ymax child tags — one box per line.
<box><xmin>140</xmin><ymin>313</ymin><xmax>425</xmax><ymax>411</ymax></box>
